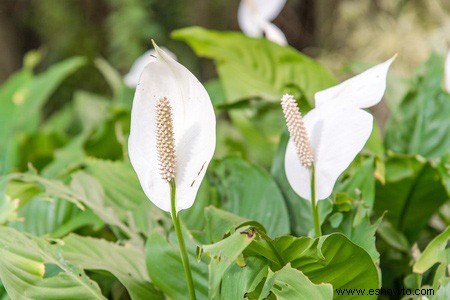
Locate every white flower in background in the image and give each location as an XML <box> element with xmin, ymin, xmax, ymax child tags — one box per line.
<box><xmin>445</xmin><ymin>50</ymin><xmax>450</xmax><ymax>93</ymax></box>
<box><xmin>238</xmin><ymin>0</ymin><xmax>288</xmax><ymax>45</ymax></box>
<box><xmin>124</xmin><ymin>48</ymin><xmax>177</xmax><ymax>88</ymax></box>
<box><xmin>284</xmin><ymin>56</ymin><xmax>395</xmax><ymax>202</ymax></box>
<box><xmin>128</xmin><ymin>42</ymin><xmax>216</xmax><ymax>212</ymax></box>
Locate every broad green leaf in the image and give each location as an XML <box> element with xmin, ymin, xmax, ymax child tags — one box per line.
<box><xmin>271</xmin><ymin>131</ymin><xmax>332</xmax><ymax>235</ymax></box>
<box><xmin>201</xmin><ymin>226</ymin><xmax>256</xmax><ymax>298</ymax></box>
<box><xmin>9</xmin><ymin>172</ymin><xmax>140</xmax><ymax>244</ymax></box>
<box><xmin>8</xmin><ymin>196</ymin><xmax>82</xmax><ymax>236</ymax></box>
<box><xmin>374</xmin><ymin>153</ymin><xmax>448</xmax><ymax>240</ymax></box>
<box><xmin>259</xmin><ymin>264</ymin><xmax>333</xmax><ymax>300</ymax></box>
<box><xmin>268</xmin><ymin>233</ymin><xmax>379</xmax><ymax>299</ymax></box>
<box><xmin>83</xmin><ymin>158</ymin><xmax>167</xmax><ymax>235</ymax></box>
<box><xmin>324</xmin><ymin>212</ymin><xmax>381</xmax><ymax>263</ymax></box>
<box><xmin>212</xmin><ymin>157</ymin><xmax>289</xmax><ymax>237</ymax></box>
<box><xmin>221</xmin><ymin>257</ymin><xmax>268</xmax><ymax>299</ymax></box>
<box><xmin>146</xmin><ymin>231</ymin><xmax>209</xmax><ymax>300</ymax></box>
<box><xmin>414</xmin><ymin>226</ymin><xmax>450</xmax><ymax>274</ymax></box>
<box><xmin>172</xmin><ymin>27</ymin><xmax>335</xmax><ymax>104</ymax></box>
<box><xmin>69</xmin><ymin>171</ymin><xmax>141</xmax><ymax>244</ymax></box>
<box><xmin>203</xmin><ymin>206</ymin><xmax>264</xmax><ymax>244</ymax></box>
<box><xmin>0</xmin><ymin>227</ymin><xmax>105</xmax><ymax>300</ymax></box>
<box><xmin>385</xmin><ymin>53</ymin><xmax>450</xmax><ymax>158</ymax></box>
<box><xmin>180</xmin><ymin>180</ymin><xmax>219</xmax><ymax>233</ymax></box>
<box><xmin>62</xmin><ymin>234</ymin><xmax>163</xmax><ymax>300</ymax></box>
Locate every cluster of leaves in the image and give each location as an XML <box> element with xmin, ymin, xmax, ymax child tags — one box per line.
<box><xmin>0</xmin><ymin>27</ymin><xmax>449</xmax><ymax>300</ymax></box>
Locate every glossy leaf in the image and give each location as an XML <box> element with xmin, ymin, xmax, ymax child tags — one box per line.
<box><xmin>62</xmin><ymin>234</ymin><xmax>163</xmax><ymax>300</ymax></box>
<box><xmin>259</xmin><ymin>264</ymin><xmax>333</xmax><ymax>300</ymax></box>
<box><xmin>0</xmin><ymin>227</ymin><xmax>105</xmax><ymax>300</ymax></box>
<box><xmin>145</xmin><ymin>231</ymin><xmax>209</xmax><ymax>300</ymax></box>
<box><xmin>212</xmin><ymin>156</ymin><xmax>289</xmax><ymax>237</ymax></box>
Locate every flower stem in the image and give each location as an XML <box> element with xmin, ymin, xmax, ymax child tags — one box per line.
<box><xmin>310</xmin><ymin>165</ymin><xmax>322</xmax><ymax>237</ymax></box>
<box><xmin>170</xmin><ymin>180</ymin><xmax>196</xmax><ymax>300</ymax></box>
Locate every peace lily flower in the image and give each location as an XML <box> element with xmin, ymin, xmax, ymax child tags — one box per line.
<box><xmin>128</xmin><ymin>42</ymin><xmax>216</xmax><ymax>300</ymax></box>
<box><xmin>124</xmin><ymin>48</ymin><xmax>177</xmax><ymax>88</ymax></box>
<box><xmin>445</xmin><ymin>50</ymin><xmax>450</xmax><ymax>93</ymax></box>
<box><xmin>238</xmin><ymin>0</ymin><xmax>288</xmax><ymax>45</ymax></box>
<box><xmin>282</xmin><ymin>56</ymin><xmax>395</xmax><ymax>236</ymax></box>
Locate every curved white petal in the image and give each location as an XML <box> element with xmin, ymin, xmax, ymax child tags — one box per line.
<box><xmin>315</xmin><ymin>55</ymin><xmax>396</xmax><ymax>109</ymax></box>
<box><xmin>445</xmin><ymin>50</ymin><xmax>450</xmax><ymax>93</ymax></box>
<box><xmin>262</xmin><ymin>21</ymin><xmax>288</xmax><ymax>45</ymax></box>
<box><xmin>285</xmin><ymin>107</ymin><xmax>373</xmax><ymax>201</ymax></box>
<box><xmin>124</xmin><ymin>48</ymin><xmax>177</xmax><ymax>88</ymax></box>
<box><xmin>128</xmin><ymin>43</ymin><xmax>216</xmax><ymax>212</ymax></box>
<box><xmin>238</xmin><ymin>0</ymin><xmax>287</xmax><ymax>37</ymax></box>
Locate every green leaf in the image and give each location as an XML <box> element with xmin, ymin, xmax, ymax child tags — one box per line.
<box><xmin>172</xmin><ymin>27</ymin><xmax>335</xmax><ymax>104</ymax></box>
<box><xmin>385</xmin><ymin>53</ymin><xmax>450</xmax><ymax>158</ymax></box>
<box><xmin>269</xmin><ymin>233</ymin><xmax>379</xmax><ymax>299</ymax></box>
<box><xmin>221</xmin><ymin>257</ymin><xmax>268</xmax><ymax>299</ymax></box>
<box><xmin>414</xmin><ymin>226</ymin><xmax>450</xmax><ymax>274</ymax></box>
<box><xmin>325</xmin><ymin>213</ymin><xmax>381</xmax><ymax>263</ymax></box>
<box><xmin>83</xmin><ymin>158</ymin><xmax>167</xmax><ymax>235</ymax></box>
<box><xmin>259</xmin><ymin>264</ymin><xmax>333</xmax><ymax>300</ymax></box>
<box><xmin>146</xmin><ymin>231</ymin><xmax>209</xmax><ymax>300</ymax></box>
<box><xmin>62</xmin><ymin>234</ymin><xmax>163</xmax><ymax>300</ymax></box>
<box><xmin>374</xmin><ymin>153</ymin><xmax>448</xmax><ymax>240</ymax></box>
<box><xmin>7</xmin><ymin>196</ymin><xmax>82</xmax><ymax>236</ymax></box>
<box><xmin>203</xmin><ymin>206</ymin><xmax>262</xmax><ymax>244</ymax></box>
<box><xmin>212</xmin><ymin>157</ymin><xmax>289</xmax><ymax>237</ymax></box>
<box><xmin>201</xmin><ymin>226</ymin><xmax>256</xmax><ymax>298</ymax></box>
<box><xmin>0</xmin><ymin>227</ymin><xmax>105</xmax><ymax>300</ymax></box>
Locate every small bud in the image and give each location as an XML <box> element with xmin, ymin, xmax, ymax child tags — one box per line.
<box><xmin>281</xmin><ymin>94</ymin><xmax>314</xmax><ymax>168</ymax></box>
<box><xmin>155</xmin><ymin>97</ymin><xmax>176</xmax><ymax>181</ymax></box>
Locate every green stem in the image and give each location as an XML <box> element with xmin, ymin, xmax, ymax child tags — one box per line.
<box><xmin>310</xmin><ymin>165</ymin><xmax>322</xmax><ymax>237</ymax></box>
<box><xmin>170</xmin><ymin>180</ymin><xmax>196</xmax><ymax>300</ymax></box>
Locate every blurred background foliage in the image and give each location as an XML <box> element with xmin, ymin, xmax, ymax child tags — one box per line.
<box><xmin>2</xmin><ymin>0</ymin><xmax>450</xmax><ymax>122</ymax></box>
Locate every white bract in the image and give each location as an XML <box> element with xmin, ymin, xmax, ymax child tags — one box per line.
<box><xmin>124</xmin><ymin>48</ymin><xmax>177</xmax><ymax>88</ymax></box>
<box><xmin>128</xmin><ymin>42</ymin><xmax>216</xmax><ymax>212</ymax></box>
<box><xmin>238</xmin><ymin>0</ymin><xmax>288</xmax><ymax>45</ymax></box>
<box><xmin>445</xmin><ymin>50</ymin><xmax>450</xmax><ymax>93</ymax></box>
<box><xmin>285</xmin><ymin>56</ymin><xmax>395</xmax><ymax>201</ymax></box>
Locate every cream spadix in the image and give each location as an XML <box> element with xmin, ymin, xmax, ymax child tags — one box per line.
<box><xmin>284</xmin><ymin>56</ymin><xmax>395</xmax><ymax>201</ymax></box>
<box><xmin>128</xmin><ymin>42</ymin><xmax>216</xmax><ymax>212</ymax></box>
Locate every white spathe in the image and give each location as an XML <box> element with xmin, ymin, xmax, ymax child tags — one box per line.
<box><xmin>124</xmin><ymin>48</ymin><xmax>177</xmax><ymax>88</ymax></box>
<box><xmin>285</xmin><ymin>56</ymin><xmax>395</xmax><ymax>201</ymax></box>
<box><xmin>238</xmin><ymin>0</ymin><xmax>287</xmax><ymax>45</ymax></box>
<box><xmin>128</xmin><ymin>42</ymin><xmax>216</xmax><ymax>212</ymax></box>
<box><xmin>445</xmin><ymin>50</ymin><xmax>450</xmax><ymax>93</ymax></box>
